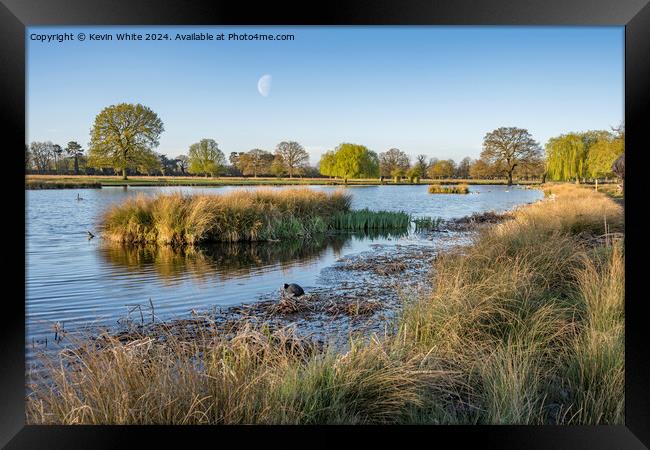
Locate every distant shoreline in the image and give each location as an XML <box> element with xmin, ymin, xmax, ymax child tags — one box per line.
<box><xmin>25</xmin><ymin>175</ymin><xmax>545</xmax><ymax>190</ymax></box>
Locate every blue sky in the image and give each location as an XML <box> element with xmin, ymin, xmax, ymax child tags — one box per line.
<box><xmin>27</xmin><ymin>26</ymin><xmax>623</xmax><ymax>164</ymax></box>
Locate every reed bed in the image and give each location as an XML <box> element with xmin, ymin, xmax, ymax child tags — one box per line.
<box><xmin>27</xmin><ymin>184</ymin><xmax>624</xmax><ymax>425</ymax></box>
<box><xmin>101</xmin><ymin>188</ymin><xmax>352</xmax><ymax>245</ymax></box>
<box><xmin>330</xmin><ymin>209</ymin><xmax>411</xmax><ymax>232</ymax></box>
<box><xmin>428</xmin><ymin>184</ymin><xmax>469</xmax><ymax>194</ymax></box>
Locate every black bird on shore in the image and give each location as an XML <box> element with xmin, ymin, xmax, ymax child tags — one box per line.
<box><xmin>283</xmin><ymin>283</ymin><xmax>305</xmax><ymax>297</ymax></box>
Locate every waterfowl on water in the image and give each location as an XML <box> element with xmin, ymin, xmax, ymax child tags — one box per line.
<box><xmin>76</xmin><ymin>193</ymin><xmax>83</xmax><ymax>201</ymax></box>
<box><xmin>86</xmin><ymin>230</ymin><xmax>95</xmax><ymax>239</ymax></box>
<box><xmin>283</xmin><ymin>283</ymin><xmax>305</xmax><ymax>297</ymax></box>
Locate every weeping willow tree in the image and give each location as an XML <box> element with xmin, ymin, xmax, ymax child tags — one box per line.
<box><xmin>318</xmin><ymin>143</ymin><xmax>379</xmax><ymax>183</ymax></box>
<box><xmin>318</xmin><ymin>150</ymin><xmax>337</xmax><ymax>178</ymax></box>
<box><xmin>546</xmin><ymin>130</ymin><xmax>622</xmax><ymax>184</ymax></box>
<box><xmin>586</xmin><ymin>135</ymin><xmax>624</xmax><ymax>179</ymax></box>
<box><xmin>545</xmin><ymin>133</ymin><xmax>589</xmax><ymax>183</ymax></box>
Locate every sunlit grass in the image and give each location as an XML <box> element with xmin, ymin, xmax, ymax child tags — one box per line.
<box><xmin>101</xmin><ymin>188</ymin><xmax>352</xmax><ymax>245</ymax></box>
<box><xmin>428</xmin><ymin>184</ymin><xmax>469</xmax><ymax>194</ymax></box>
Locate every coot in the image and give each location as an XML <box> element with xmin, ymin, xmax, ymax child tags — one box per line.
<box><xmin>283</xmin><ymin>283</ymin><xmax>305</xmax><ymax>297</ymax></box>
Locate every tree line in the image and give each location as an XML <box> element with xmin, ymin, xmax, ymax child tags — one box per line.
<box><xmin>25</xmin><ymin>103</ymin><xmax>624</xmax><ymax>184</ymax></box>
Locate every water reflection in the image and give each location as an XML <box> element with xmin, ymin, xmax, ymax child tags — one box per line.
<box><xmin>99</xmin><ymin>229</ymin><xmax>407</xmax><ymax>283</ymax></box>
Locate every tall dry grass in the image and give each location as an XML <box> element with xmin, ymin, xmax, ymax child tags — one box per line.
<box><xmin>27</xmin><ymin>184</ymin><xmax>624</xmax><ymax>424</ymax></box>
<box><xmin>398</xmin><ymin>183</ymin><xmax>624</xmax><ymax>424</ymax></box>
<box><xmin>101</xmin><ymin>188</ymin><xmax>352</xmax><ymax>245</ymax></box>
<box><xmin>26</xmin><ymin>327</ymin><xmax>444</xmax><ymax>425</ymax></box>
<box><xmin>428</xmin><ymin>184</ymin><xmax>469</xmax><ymax>194</ymax></box>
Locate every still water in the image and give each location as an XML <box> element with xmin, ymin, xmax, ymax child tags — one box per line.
<box><xmin>26</xmin><ymin>184</ymin><xmax>543</xmax><ymax>355</ymax></box>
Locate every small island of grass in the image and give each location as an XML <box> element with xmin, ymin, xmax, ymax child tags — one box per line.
<box><xmin>428</xmin><ymin>184</ymin><xmax>469</xmax><ymax>194</ymax></box>
<box><xmin>101</xmin><ymin>188</ymin><xmax>411</xmax><ymax>245</ymax></box>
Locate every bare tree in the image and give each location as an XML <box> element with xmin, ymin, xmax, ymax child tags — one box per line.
<box><xmin>379</xmin><ymin>148</ymin><xmax>410</xmax><ymax>177</ymax></box>
<box><xmin>413</xmin><ymin>154</ymin><xmax>430</xmax><ymax>178</ymax></box>
<box><xmin>30</xmin><ymin>141</ymin><xmax>54</xmax><ymax>173</ymax></box>
<box><xmin>275</xmin><ymin>141</ymin><xmax>309</xmax><ymax>178</ymax></box>
<box><xmin>481</xmin><ymin>127</ymin><xmax>542</xmax><ymax>185</ymax></box>
<box><xmin>456</xmin><ymin>157</ymin><xmax>472</xmax><ymax>178</ymax></box>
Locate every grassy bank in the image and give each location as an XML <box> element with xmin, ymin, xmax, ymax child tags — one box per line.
<box><xmin>428</xmin><ymin>184</ymin><xmax>469</xmax><ymax>194</ymax></box>
<box><xmin>25</xmin><ymin>174</ymin><xmax>544</xmax><ymax>189</ymax></box>
<box><xmin>101</xmin><ymin>188</ymin><xmax>411</xmax><ymax>245</ymax></box>
<box><xmin>25</xmin><ymin>179</ymin><xmax>102</xmax><ymax>189</ymax></box>
<box><xmin>27</xmin><ymin>184</ymin><xmax>624</xmax><ymax>424</ymax></box>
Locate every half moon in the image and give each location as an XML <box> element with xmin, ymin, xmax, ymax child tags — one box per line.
<box><xmin>257</xmin><ymin>74</ymin><xmax>272</xmax><ymax>97</ymax></box>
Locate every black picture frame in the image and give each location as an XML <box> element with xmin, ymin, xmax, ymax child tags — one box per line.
<box><xmin>2</xmin><ymin>0</ymin><xmax>648</xmax><ymax>447</ymax></box>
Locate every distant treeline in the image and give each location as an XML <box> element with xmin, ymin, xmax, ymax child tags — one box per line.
<box><xmin>25</xmin><ymin>103</ymin><xmax>624</xmax><ymax>184</ymax></box>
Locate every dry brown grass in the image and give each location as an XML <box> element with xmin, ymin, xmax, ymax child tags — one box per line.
<box><xmin>428</xmin><ymin>184</ymin><xmax>470</xmax><ymax>194</ymax></box>
<box><xmin>101</xmin><ymin>188</ymin><xmax>351</xmax><ymax>245</ymax></box>
<box><xmin>398</xmin><ymin>183</ymin><xmax>624</xmax><ymax>424</ymax></box>
<box><xmin>26</xmin><ymin>327</ymin><xmax>442</xmax><ymax>425</ymax></box>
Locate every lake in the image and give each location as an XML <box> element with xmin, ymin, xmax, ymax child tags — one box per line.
<box><xmin>25</xmin><ymin>184</ymin><xmax>543</xmax><ymax>362</ymax></box>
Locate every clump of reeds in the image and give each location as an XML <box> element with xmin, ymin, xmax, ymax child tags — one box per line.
<box><xmin>330</xmin><ymin>209</ymin><xmax>411</xmax><ymax>231</ymax></box>
<box><xmin>413</xmin><ymin>217</ymin><xmax>444</xmax><ymax>232</ymax></box>
<box><xmin>428</xmin><ymin>184</ymin><xmax>469</xmax><ymax>194</ymax></box>
<box><xmin>101</xmin><ymin>188</ymin><xmax>352</xmax><ymax>245</ymax></box>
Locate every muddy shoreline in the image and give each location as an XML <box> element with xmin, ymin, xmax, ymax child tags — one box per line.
<box><xmin>48</xmin><ymin>210</ymin><xmax>513</xmax><ymax>356</ymax></box>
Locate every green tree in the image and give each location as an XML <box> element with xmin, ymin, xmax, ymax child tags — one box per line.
<box><xmin>481</xmin><ymin>127</ymin><xmax>542</xmax><ymax>185</ymax></box>
<box><xmin>586</xmin><ymin>135</ymin><xmax>624</xmax><ymax>180</ymax></box>
<box><xmin>379</xmin><ymin>148</ymin><xmax>410</xmax><ymax>177</ymax></box>
<box><xmin>65</xmin><ymin>141</ymin><xmax>84</xmax><ymax>175</ymax></box>
<box><xmin>332</xmin><ymin>143</ymin><xmax>379</xmax><ymax>182</ymax></box>
<box><xmin>545</xmin><ymin>133</ymin><xmax>588</xmax><ymax>183</ymax></box>
<box><xmin>139</xmin><ymin>151</ymin><xmax>163</xmax><ymax>175</ymax></box>
<box><xmin>188</xmin><ymin>139</ymin><xmax>226</xmax><ymax>177</ymax></box>
<box><xmin>87</xmin><ymin>103</ymin><xmax>164</xmax><ymax>180</ymax></box>
<box><xmin>236</xmin><ymin>149</ymin><xmax>274</xmax><ymax>177</ymax></box>
<box><xmin>270</xmin><ymin>155</ymin><xmax>286</xmax><ymax>177</ymax></box>
<box><xmin>275</xmin><ymin>141</ymin><xmax>309</xmax><ymax>178</ymax></box>
<box><xmin>428</xmin><ymin>159</ymin><xmax>456</xmax><ymax>179</ymax></box>
<box><xmin>52</xmin><ymin>144</ymin><xmax>63</xmax><ymax>173</ymax></box>
<box><xmin>318</xmin><ymin>150</ymin><xmax>337</xmax><ymax>178</ymax></box>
